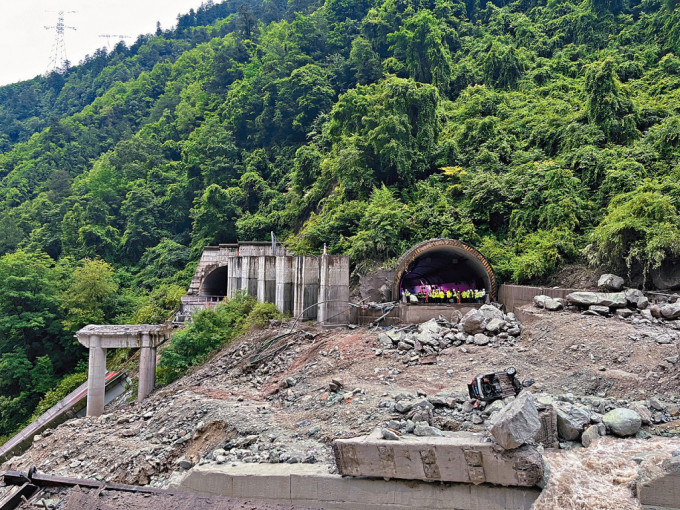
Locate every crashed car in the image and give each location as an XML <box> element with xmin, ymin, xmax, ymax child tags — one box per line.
<box><xmin>467</xmin><ymin>367</ymin><xmax>534</xmax><ymax>402</ymax></box>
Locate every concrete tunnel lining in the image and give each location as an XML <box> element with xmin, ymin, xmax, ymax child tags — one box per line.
<box><xmin>200</xmin><ymin>265</ymin><xmax>228</xmax><ymax>297</ymax></box>
<box><xmin>393</xmin><ymin>238</ymin><xmax>497</xmax><ymax>300</ymax></box>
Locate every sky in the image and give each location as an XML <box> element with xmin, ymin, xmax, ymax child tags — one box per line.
<box><xmin>0</xmin><ymin>0</ymin><xmax>208</xmax><ymax>86</ymax></box>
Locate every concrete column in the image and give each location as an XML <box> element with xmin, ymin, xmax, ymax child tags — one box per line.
<box><xmin>275</xmin><ymin>256</ymin><xmax>293</xmax><ymax>314</ymax></box>
<box><xmin>227</xmin><ymin>257</ymin><xmax>241</xmax><ymax>298</ymax></box>
<box><xmin>318</xmin><ymin>255</ymin><xmax>329</xmax><ymax>323</ymax></box>
<box><xmin>241</xmin><ymin>256</ymin><xmax>250</xmax><ymax>293</ymax></box>
<box><xmin>138</xmin><ymin>333</ymin><xmax>156</xmax><ymax>402</ymax></box>
<box><xmin>293</xmin><ymin>256</ymin><xmax>319</xmax><ymax>320</ymax></box>
<box><xmin>86</xmin><ymin>335</ymin><xmax>106</xmax><ymax>417</ymax></box>
<box><xmin>257</xmin><ymin>256</ymin><xmax>266</xmax><ymax>303</ymax></box>
<box><xmin>293</xmin><ymin>257</ymin><xmax>305</xmax><ymax>318</ymax></box>
<box><xmin>324</xmin><ymin>256</ymin><xmax>350</xmax><ymax>324</ymax></box>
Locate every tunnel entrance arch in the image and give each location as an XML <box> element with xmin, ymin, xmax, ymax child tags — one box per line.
<box><xmin>200</xmin><ymin>265</ymin><xmax>228</xmax><ymax>297</ymax></box>
<box><xmin>393</xmin><ymin>239</ymin><xmax>497</xmax><ymax>301</ymax></box>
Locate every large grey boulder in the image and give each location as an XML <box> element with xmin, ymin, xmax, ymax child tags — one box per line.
<box><xmin>485</xmin><ymin>318</ymin><xmax>506</xmax><ymax>334</ymax></box>
<box><xmin>488</xmin><ymin>391</ymin><xmax>541</xmax><ymax>450</ymax></box>
<box><xmin>598</xmin><ymin>274</ymin><xmax>625</xmax><ymax>291</ymax></box>
<box><xmin>555</xmin><ymin>403</ymin><xmax>591</xmax><ymax>440</ymax></box>
<box><xmin>624</xmin><ymin>288</ymin><xmax>649</xmax><ymax>309</ymax></box>
<box><xmin>533</xmin><ymin>295</ymin><xmax>549</xmax><ymax>308</ymax></box>
<box><xmin>581</xmin><ymin>425</ymin><xmax>601</xmax><ymax>447</ymax></box>
<box><xmin>545</xmin><ymin>298</ymin><xmax>563</xmax><ymax>311</ymax></box>
<box><xmin>479</xmin><ymin>304</ymin><xmax>505</xmax><ymax>321</ymax></box>
<box><xmin>473</xmin><ymin>333</ymin><xmax>490</xmax><ymax>346</ymax></box>
<box><xmin>566</xmin><ymin>291</ymin><xmax>626</xmax><ymax>308</ymax></box>
<box><xmin>461</xmin><ymin>310</ymin><xmax>486</xmax><ymax>334</ymax></box>
<box><xmin>660</xmin><ymin>302</ymin><xmax>680</xmax><ymax>320</ymax></box>
<box><xmin>629</xmin><ymin>402</ymin><xmax>652</xmax><ymax>425</ymax></box>
<box><xmin>603</xmin><ymin>408</ymin><xmax>642</xmax><ymax>437</ymax></box>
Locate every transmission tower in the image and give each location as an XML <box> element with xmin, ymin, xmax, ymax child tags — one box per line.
<box><xmin>44</xmin><ymin>10</ymin><xmax>77</xmax><ymax>74</ymax></box>
<box><xmin>98</xmin><ymin>34</ymin><xmax>132</xmax><ymax>49</ymax></box>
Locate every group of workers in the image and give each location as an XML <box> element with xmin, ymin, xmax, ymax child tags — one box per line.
<box><xmin>403</xmin><ymin>286</ymin><xmax>487</xmax><ymax>304</ymax></box>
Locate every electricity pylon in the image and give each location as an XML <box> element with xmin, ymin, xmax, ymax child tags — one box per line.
<box><xmin>98</xmin><ymin>34</ymin><xmax>132</xmax><ymax>49</ymax></box>
<box><xmin>45</xmin><ymin>10</ymin><xmax>77</xmax><ymax>74</ymax></box>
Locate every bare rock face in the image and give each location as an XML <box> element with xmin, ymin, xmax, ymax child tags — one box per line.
<box><xmin>462</xmin><ymin>310</ymin><xmax>486</xmax><ymax>334</ymax></box>
<box><xmin>598</xmin><ymin>273</ymin><xmax>625</xmax><ymax>291</ymax></box>
<box><xmin>488</xmin><ymin>391</ymin><xmax>541</xmax><ymax>450</ymax></box>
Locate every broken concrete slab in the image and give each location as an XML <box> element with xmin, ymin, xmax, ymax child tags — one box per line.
<box><xmin>333</xmin><ymin>428</ymin><xmax>544</xmax><ymax>487</ymax></box>
<box><xmin>637</xmin><ymin>453</ymin><xmax>680</xmax><ymax>510</ymax></box>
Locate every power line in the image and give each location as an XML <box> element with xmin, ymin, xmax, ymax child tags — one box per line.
<box><xmin>98</xmin><ymin>34</ymin><xmax>132</xmax><ymax>49</ymax></box>
<box><xmin>44</xmin><ymin>10</ymin><xmax>77</xmax><ymax>74</ymax></box>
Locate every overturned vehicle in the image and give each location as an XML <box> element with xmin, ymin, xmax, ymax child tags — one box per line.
<box><xmin>468</xmin><ymin>367</ymin><xmax>534</xmax><ymax>402</ymax></box>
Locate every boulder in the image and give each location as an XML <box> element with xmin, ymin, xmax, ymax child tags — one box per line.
<box><xmin>624</xmin><ymin>288</ymin><xmax>648</xmax><ymax>309</ymax></box>
<box><xmin>581</xmin><ymin>425</ymin><xmax>601</xmax><ymax>447</ymax></box>
<box><xmin>630</xmin><ymin>402</ymin><xmax>653</xmax><ymax>425</ymax></box>
<box><xmin>660</xmin><ymin>302</ymin><xmax>680</xmax><ymax>320</ymax></box>
<box><xmin>479</xmin><ymin>304</ymin><xmax>505</xmax><ymax>321</ymax></box>
<box><xmin>377</xmin><ymin>333</ymin><xmax>395</xmax><ymax>348</ymax></box>
<box><xmin>545</xmin><ymin>298</ymin><xmax>563</xmax><ymax>311</ymax></box>
<box><xmin>488</xmin><ymin>391</ymin><xmax>541</xmax><ymax>450</ymax></box>
<box><xmin>567</xmin><ymin>292</ymin><xmax>599</xmax><ymax>306</ymax></box>
<box><xmin>413</xmin><ymin>423</ymin><xmax>444</xmax><ymax>437</ymax></box>
<box><xmin>473</xmin><ymin>333</ymin><xmax>490</xmax><ymax>346</ymax></box>
<box><xmin>567</xmin><ymin>291</ymin><xmax>626</xmax><ymax>308</ymax></box>
<box><xmin>616</xmin><ymin>309</ymin><xmax>634</xmax><ymax>318</ymax></box>
<box><xmin>589</xmin><ymin>305</ymin><xmax>610</xmax><ymax>315</ymax></box>
<box><xmin>461</xmin><ymin>310</ymin><xmax>486</xmax><ymax>334</ymax></box>
<box><xmin>650</xmin><ymin>305</ymin><xmax>663</xmax><ymax>318</ymax></box>
<box><xmin>485</xmin><ymin>318</ymin><xmax>506</xmax><ymax>334</ymax></box>
<box><xmin>598</xmin><ymin>273</ymin><xmax>625</xmax><ymax>291</ymax></box>
<box><xmin>533</xmin><ymin>295</ymin><xmax>549</xmax><ymax>308</ymax></box>
<box><xmin>555</xmin><ymin>403</ymin><xmax>591</xmax><ymax>440</ymax></box>
<box><xmin>603</xmin><ymin>408</ymin><xmax>642</xmax><ymax>437</ymax></box>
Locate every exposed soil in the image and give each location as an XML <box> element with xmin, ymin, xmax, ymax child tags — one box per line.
<box><xmin>2</xmin><ymin>303</ymin><xmax>679</xmax><ymax>509</ymax></box>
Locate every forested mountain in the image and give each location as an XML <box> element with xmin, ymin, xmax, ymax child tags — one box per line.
<box><xmin>1</xmin><ymin>0</ymin><xmax>680</xmax><ymax>437</ymax></box>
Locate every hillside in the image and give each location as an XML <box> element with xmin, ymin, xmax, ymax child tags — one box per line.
<box><xmin>1</xmin><ymin>0</ymin><xmax>680</xmax><ymax>444</ymax></box>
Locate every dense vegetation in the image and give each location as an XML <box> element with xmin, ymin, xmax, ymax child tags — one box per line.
<box><xmin>1</xmin><ymin>0</ymin><xmax>680</xmax><ymax>436</ymax></box>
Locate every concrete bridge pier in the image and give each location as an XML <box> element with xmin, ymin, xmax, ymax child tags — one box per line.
<box><xmin>86</xmin><ymin>335</ymin><xmax>106</xmax><ymax>417</ymax></box>
<box><xmin>138</xmin><ymin>333</ymin><xmax>157</xmax><ymax>402</ymax></box>
<box><xmin>76</xmin><ymin>325</ymin><xmax>171</xmax><ymax>417</ymax></box>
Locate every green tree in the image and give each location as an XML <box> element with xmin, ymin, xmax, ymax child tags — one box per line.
<box><xmin>584</xmin><ymin>58</ymin><xmax>638</xmax><ymax>144</ymax></box>
<box><xmin>61</xmin><ymin>258</ymin><xmax>119</xmax><ymax>329</ymax></box>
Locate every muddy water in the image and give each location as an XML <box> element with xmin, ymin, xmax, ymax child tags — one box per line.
<box><xmin>534</xmin><ymin>436</ymin><xmax>680</xmax><ymax>510</ymax></box>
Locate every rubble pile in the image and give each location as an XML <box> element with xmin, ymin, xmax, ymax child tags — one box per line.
<box><xmin>378</xmin><ymin>387</ymin><xmax>679</xmax><ymax>449</ymax></box>
<box><xmin>534</xmin><ymin>274</ymin><xmax>680</xmax><ymax>341</ymax></box>
<box><xmin>375</xmin><ymin>305</ymin><xmax>522</xmax><ymax>365</ymax></box>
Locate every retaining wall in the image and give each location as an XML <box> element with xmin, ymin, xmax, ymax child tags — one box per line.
<box><xmin>498</xmin><ymin>284</ymin><xmax>582</xmax><ymax>313</ymax></box>
<box><xmin>178</xmin><ymin>463</ymin><xmax>541</xmax><ymax>510</ymax></box>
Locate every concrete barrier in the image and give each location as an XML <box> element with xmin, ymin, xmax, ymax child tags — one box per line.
<box><xmin>333</xmin><ymin>429</ymin><xmax>544</xmax><ymax>487</ymax></box>
<box><xmin>179</xmin><ymin>462</ymin><xmax>541</xmax><ymax>510</ymax></box>
<box><xmin>637</xmin><ymin>455</ymin><xmax>680</xmax><ymax>509</ymax></box>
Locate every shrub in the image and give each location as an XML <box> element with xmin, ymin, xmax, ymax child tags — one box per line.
<box><xmin>157</xmin><ymin>292</ymin><xmax>261</xmax><ymax>385</ymax></box>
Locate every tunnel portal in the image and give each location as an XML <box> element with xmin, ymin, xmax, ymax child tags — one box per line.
<box><xmin>393</xmin><ymin>239</ymin><xmax>497</xmax><ymax>301</ymax></box>
<box><xmin>200</xmin><ymin>265</ymin><xmax>228</xmax><ymax>297</ymax></box>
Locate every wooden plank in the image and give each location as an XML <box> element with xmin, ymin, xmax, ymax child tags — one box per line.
<box><xmin>333</xmin><ymin>429</ymin><xmax>544</xmax><ymax>487</ymax></box>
